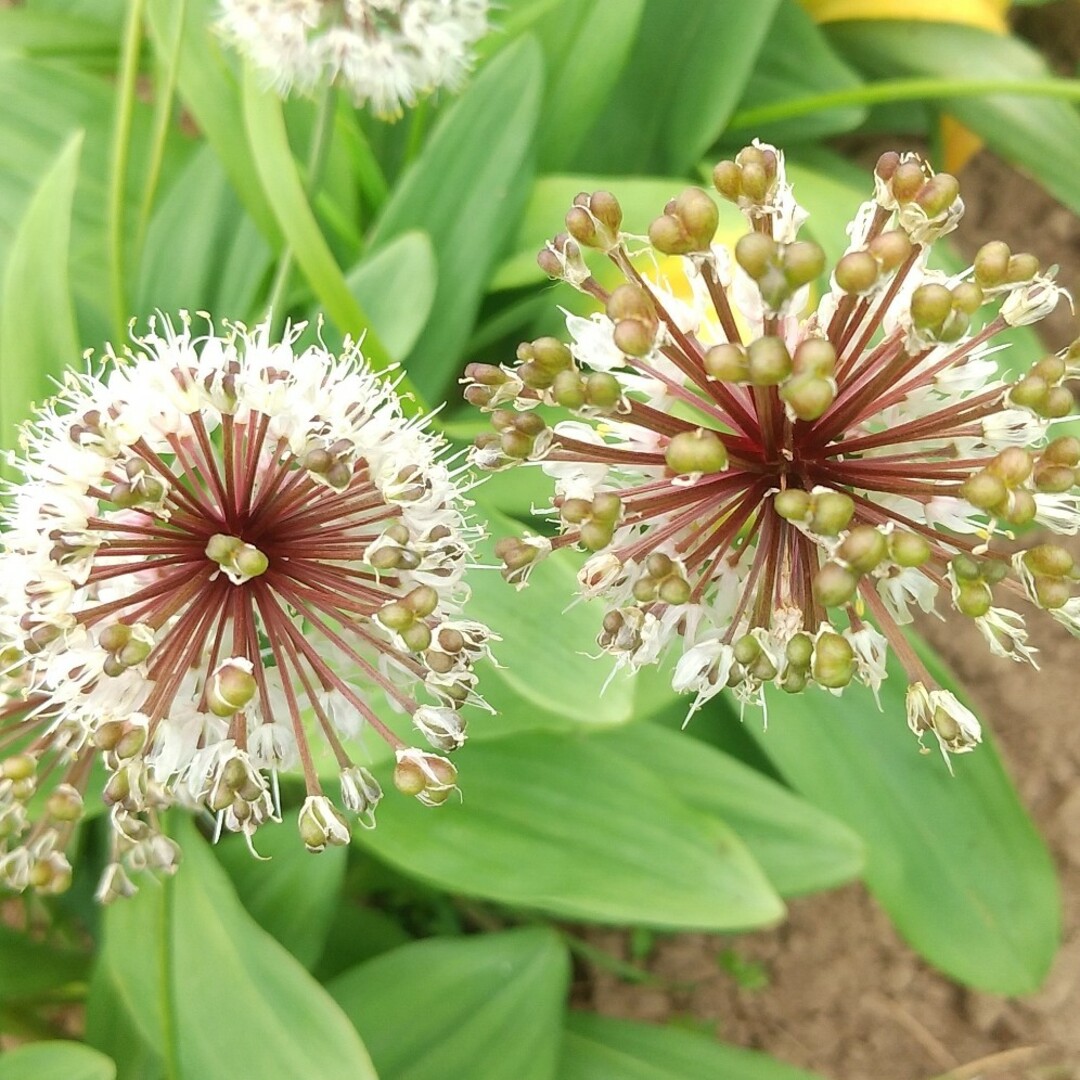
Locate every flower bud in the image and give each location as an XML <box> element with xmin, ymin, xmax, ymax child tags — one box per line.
<box><xmin>297</xmin><ymin>795</ymin><xmax>351</xmax><ymax>853</ymax></box>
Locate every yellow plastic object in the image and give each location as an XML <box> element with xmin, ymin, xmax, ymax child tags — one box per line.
<box><xmin>800</xmin><ymin>0</ymin><xmax>1008</xmax><ymax>32</ymax></box>
<box><xmin>800</xmin><ymin>0</ymin><xmax>1010</xmax><ymax>172</ymax></box>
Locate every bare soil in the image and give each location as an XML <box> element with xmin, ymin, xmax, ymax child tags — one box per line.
<box><xmin>578</xmin><ymin>25</ymin><xmax>1080</xmax><ymax>1078</ymax></box>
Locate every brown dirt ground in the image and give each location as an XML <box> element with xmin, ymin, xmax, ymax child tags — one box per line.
<box><xmin>577</xmin><ymin>13</ymin><xmax>1080</xmax><ymax>1077</ymax></box>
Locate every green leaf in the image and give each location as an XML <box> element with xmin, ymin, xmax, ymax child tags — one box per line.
<box><xmin>169</xmin><ymin>816</ymin><xmax>378</xmax><ymax>1080</ymax></box>
<box><xmin>465</xmin><ymin>505</ymin><xmax>636</xmax><ymax>730</ymax></box>
<box><xmin>531</xmin><ymin>0</ymin><xmax>645</xmax><ymax>171</ymax></box>
<box><xmin>727</xmin><ymin>0</ymin><xmax>865</xmax><ymax>146</ymax></box>
<box><xmin>214</xmin><ymin>810</ymin><xmax>347</xmax><ymax>970</ymax></box>
<box><xmin>560</xmin><ymin>1012</ymin><xmax>824</xmax><ymax>1080</ymax></box>
<box><xmin>329</xmin><ymin>929</ymin><xmax>570</xmax><ymax>1080</ymax></box>
<box><xmin>0</xmin><ymin>131</ymin><xmax>81</xmax><ymax>454</ymax></box>
<box><xmin>604</xmin><ymin>722</ymin><xmax>864</xmax><ymax>897</ymax></box>
<box><xmin>368</xmin><ymin>35</ymin><xmax>544</xmax><ymax>401</ymax></box>
<box><xmin>145</xmin><ymin>0</ymin><xmax>280</xmax><ymax>245</ymax></box>
<box><xmin>342</xmin><ymin>230</ymin><xmax>437</xmax><ymax>360</ymax></box>
<box><xmin>824</xmin><ymin>21</ymin><xmax>1080</xmax><ymax>218</ymax></box>
<box><xmin>89</xmin><ymin>816</ymin><xmax>378</xmax><ymax>1080</ymax></box>
<box><xmin>0</xmin><ymin>925</ymin><xmax>89</xmax><ymax>1004</ymax></box>
<box><xmin>574</xmin><ymin>0</ymin><xmax>782</xmax><ymax>174</ymax></box>
<box><xmin>133</xmin><ymin>143</ymin><xmax>272</xmax><ymax>323</ymax></box>
<box><xmin>356</xmin><ymin>731</ymin><xmax>783</xmax><ymax>930</ymax></box>
<box><xmin>736</xmin><ymin>642</ymin><xmax>1059</xmax><ymax>994</ymax></box>
<box><xmin>0</xmin><ymin>10</ymin><xmax>118</xmax><ymax>59</ymax></box>
<box><xmin>0</xmin><ymin>1043</ymin><xmax>116</xmax><ymax>1080</ymax></box>
<box><xmin>241</xmin><ymin>70</ymin><xmax>392</xmax><ymax>369</ymax></box>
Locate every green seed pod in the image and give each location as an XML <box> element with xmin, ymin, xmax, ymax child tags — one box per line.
<box><xmin>951</xmin><ymin>281</ymin><xmax>984</xmax><ymax>314</ymax></box>
<box><xmin>915</xmin><ymin>172</ymin><xmax>959</xmax><ymax>216</ymax></box>
<box><xmin>732</xmin><ymin>633</ymin><xmax>760</xmax><ymax>666</ymax></box>
<box><xmin>664</xmin><ymin>429</ymin><xmax>728</xmax><ymax>475</ymax></box>
<box><xmin>658</xmin><ymin>576</ymin><xmax>692</xmax><ymax>605</ymax></box>
<box><xmin>955</xmin><ymin>579</ymin><xmax>992</xmax><ymax>618</ymax></box>
<box><xmin>401</xmin><ymin>622</ymin><xmax>433</xmax><ymax>653</ymax></box>
<box><xmin>405</xmin><ymin>585</ymin><xmax>439</xmax><ymax>617</ymax></box>
<box><xmin>951</xmin><ymin>554</ymin><xmax>981</xmax><ymax>581</ymax></box>
<box><xmin>673</xmin><ymin>187</ymin><xmax>720</xmax><ymax>251</ymax></box>
<box><xmin>552</xmin><ymin>370</ymin><xmax>587</xmax><ymax>409</ymax></box>
<box><xmin>910</xmin><ymin>283</ymin><xmax>953</xmax><ymax>330</ymax></box>
<box><xmin>785</xmin><ymin>632</ymin><xmax>814</xmax><ymax>670</ymax></box>
<box><xmin>834</xmin><ymin>251</ymin><xmax>879</xmax><ymax>294</ymax></box>
<box><xmin>580</xmin><ymin>520</ymin><xmax>614</xmax><ymax>552</ymax></box>
<box><xmin>1034</xmin><ymin>464</ymin><xmax>1076</xmax><ymax>493</ymax></box>
<box><xmin>746</xmin><ymin>337</ymin><xmax>792</xmax><ymax>386</ymax></box>
<box><xmin>959</xmin><ymin>470</ymin><xmax>1007</xmax><ymax>512</ymax></box>
<box><xmin>889</xmin><ymin>530</ymin><xmax>932</xmax><ymax>567</ymax></box>
<box><xmin>1034</xmin><ymin>575</ymin><xmax>1071</xmax><ymax>610</ymax></box>
<box><xmin>1042</xmin><ymin>386</ymin><xmax>1074</xmax><ymax>419</ymax></box>
<box><xmin>1006</xmin><ymin>252</ymin><xmax>1040</xmax><ymax>283</ymax></box>
<box><xmin>813</xmin><ymin>562</ymin><xmax>859</xmax><ymax>607</ymax></box>
<box><xmin>780</xmin><ymin>374</ymin><xmax>835</xmax><ymax>421</ymax></box>
<box><xmin>1004</xmin><ymin>489</ymin><xmax>1037</xmax><ymax>526</ymax></box>
<box><xmin>838</xmin><ymin>525</ymin><xmax>888</xmax><ymax>574</ymax></box>
<box><xmin>734</xmin><ymin>232</ymin><xmax>777</xmax><ymax>280</ymax></box>
<box><xmin>632</xmin><ymin>577</ymin><xmax>658</xmax><ymax>602</ymax></box>
<box><xmin>704</xmin><ymin>343</ymin><xmax>750</xmax><ymax>383</ymax></box>
<box><xmin>890</xmin><ymin>161</ymin><xmax>925</xmax><ymax>203</ymax></box>
<box><xmin>1024</xmin><ymin>544</ymin><xmax>1074</xmax><ymax>578</ymax></box>
<box><xmin>812</xmin><ymin>632</ymin><xmax>856</xmax><ymax>689</ymax></box>
<box><xmin>782</xmin><ymin>241</ymin><xmax>826</xmax><ymax>287</ymax></box>
<box><xmin>613</xmin><ymin>320</ymin><xmax>655</xmax><ymax>357</ymax></box>
<box><xmin>377</xmin><ymin>601</ymin><xmax>414</xmax><ymax>631</ymax></box>
<box><xmin>712</xmin><ymin>159</ymin><xmax>742</xmax><ymax>201</ymax></box>
<box><xmin>585</xmin><ymin>372</ymin><xmax>622</xmax><ymax>410</ymax></box>
<box><xmin>564</xmin><ymin>493</ymin><xmax>595</xmax><ymax>523</ymax></box>
<box><xmin>868</xmin><ymin>230</ymin><xmax>913</xmax><ymax>272</ymax></box>
<box><xmin>591</xmin><ymin>492</ymin><xmax>623</xmax><ymax>522</ymax></box>
<box><xmin>774</xmin><ymin>488</ymin><xmax>811</xmax><ymax>522</ymax></box>
<box><xmin>1009</xmin><ymin>373</ymin><xmax>1049</xmax><ymax>411</ymax></box>
<box><xmin>645</xmin><ymin>552</ymin><xmax>674</xmax><ymax>577</ymax></box>
<box><xmin>792</xmin><ymin>338</ymin><xmax>836</xmax><ymax>377</ymax></box>
<box><xmin>987</xmin><ymin>447</ymin><xmax>1032</xmax><ymax>486</ymax></box>
<box><xmin>1032</xmin><ymin>355</ymin><xmax>1066</xmax><ymax>383</ymax></box>
<box><xmin>810</xmin><ymin>491</ymin><xmax>855</xmax><ymax>536</ymax></box>
<box><xmin>1044</xmin><ymin>436</ymin><xmax>1080</xmax><ymax>467</ymax></box>
<box><xmin>974</xmin><ymin>240</ymin><xmax>1010</xmax><ymax>287</ymax></box>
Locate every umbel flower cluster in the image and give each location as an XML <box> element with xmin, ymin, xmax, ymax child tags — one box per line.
<box><xmin>0</xmin><ymin>318</ymin><xmax>491</xmax><ymax>899</ymax></box>
<box><xmin>217</xmin><ymin>0</ymin><xmax>490</xmax><ymax>117</ymax></box>
<box><xmin>466</xmin><ymin>142</ymin><xmax>1080</xmax><ymax>762</ymax></box>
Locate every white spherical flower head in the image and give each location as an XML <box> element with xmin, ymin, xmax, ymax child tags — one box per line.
<box><xmin>0</xmin><ymin>316</ymin><xmax>492</xmax><ymax>899</ymax></box>
<box><xmin>217</xmin><ymin>0</ymin><xmax>491</xmax><ymax>117</ymax></box>
<box><xmin>466</xmin><ymin>142</ymin><xmax>1080</xmax><ymax>756</ymax></box>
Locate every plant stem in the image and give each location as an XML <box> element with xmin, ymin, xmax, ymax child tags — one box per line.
<box><xmin>729</xmin><ymin>76</ymin><xmax>1080</xmax><ymax>130</ymax></box>
<box><xmin>108</xmin><ymin>0</ymin><xmax>146</xmax><ymax>341</ymax></box>
<box><xmin>266</xmin><ymin>85</ymin><xmax>338</xmax><ymax>335</ymax></box>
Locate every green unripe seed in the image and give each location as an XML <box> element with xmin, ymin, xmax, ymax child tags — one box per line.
<box><xmin>838</xmin><ymin>525</ymin><xmax>888</xmax><ymax>574</ymax></box>
<box><xmin>974</xmin><ymin>240</ymin><xmax>1010</xmax><ymax>287</ymax></box>
<box><xmin>733</xmin><ymin>633</ymin><xmax>760</xmax><ymax>666</ymax></box>
<box><xmin>889</xmin><ymin>530</ymin><xmax>932</xmax><ymax>567</ymax></box>
<box><xmin>915</xmin><ymin>172</ymin><xmax>959</xmax><ymax>216</ymax></box>
<box><xmin>1006</xmin><ymin>252</ymin><xmax>1040</xmax><ymax>283</ymax></box>
<box><xmin>834</xmin><ymin>251</ymin><xmax>878</xmax><ymax>294</ymax></box>
<box><xmin>987</xmin><ymin>447</ymin><xmax>1032</xmax><ymax>486</ymax></box>
<box><xmin>1044</xmin><ymin>436</ymin><xmax>1080</xmax><ymax>467</ymax></box>
<box><xmin>959</xmin><ymin>471</ymin><xmax>1007</xmax><ymax>511</ymax></box>
<box><xmin>658</xmin><ymin>576</ymin><xmax>692</xmax><ymax>605</ymax></box>
<box><xmin>665</xmin><ymin>429</ymin><xmax>728</xmax><ymax>475</ymax></box>
<box><xmin>712</xmin><ymin>159</ymin><xmax>742</xmax><ymax>201</ymax></box>
<box><xmin>531</xmin><ymin>337</ymin><xmax>573</xmax><ymax>374</ymax></box>
<box><xmin>645</xmin><ymin>552</ymin><xmax>674</xmax><ymax>578</ymax></box>
<box><xmin>890</xmin><ymin>161</ymin><xmax>925</xmax><ymax>202</ymax></box>
<box><xmin>813</xmin><ymin>562</ymin><xmax>859</xmax><ymax>607</ymax></box>
<box><xmin>1024</xmin><ymin>544</ymin><xmax>1074</xmax><ymax>578</ymax></box>
<box><xmin>1034</xmin><ymin>575</ymin><xmax>1071</xmax><ymax>609</ymax></box>
<box><xmin>586</xmin><ymin>372</ymin><xmax>622</xmax><ymax>409</ymax></box>
<box><xmin>1003</xmin><ymin>489</ymin><xmax>1037</xmax><ymax>526</ymax></box>
<box><xmin>951</xmin><ymin>281</ymin><xmax>984</xmax><ymax>314</ymax></box>
<box><xmin>1010</xmin><ymin>373</ymin><xmax>1049</xmax><ymax>411</ymax></box>
<box><xmin>552</xmin><ymin>370</ymin><xmax>587</xmax><ymax>409</ymax></box>
<box><xmin>648</xmin><ymin>214</ymin><xmax>689</xmax><ymax>255</ymax></box>
<box><xmin>782</xmin><ymin>241</ymin><xmax>826</xmax><ymax>287</ymax></box>
<box><xmin>746</xmin><ymin>337</ymin><xmax>792</xmax><ymax>386</ymax></box>
<box><xmin>868</xmin><ymin>230</ymin><xmax>913</xmax><ymax>271</ymax></box>
<box><xmin>98</xmin><ymin>623</ymin><xmax>132</xmax><ymax>654</ymax></box>
<box><xmin>591</xmin><ymin>492</ymin><xmax>622</xmax><ymax>522</ymax></box>
<box><xmin>1042</xmin><ymin>386</ymin><xmax>1075</xmax><ymax>419</ymax></box>
<box><xmin>810</xmin><ymin>491</ymin><xmax>855</xmax><ymax>536</ymax></box>
<box><xmin>812</xmin><ymin>633</ymin><xmax>856</xmax><ymax>689</ymax></box>
<box><xmin>774</xmin><ymin>488</ymin><xmax>811</xmax><ymax>522</ymax></box>
<box><xmin>910</xmin><ymin>284</ymin><xmax>952</xmax><ymax>330</ymax></box>
<box><xmin>704</xmin><ymin>343</ymin><xmax>750</xmax><ymax>383</ymax></box>
<box><xmin>956</xmin><ymin>579</ymin><xmax>992</xmax><ymax>618</ymax></box>
<box><xmin>674</xmin><ymin>187</ymin><xmax>719</xmax><ymax>250</ymax></box>
<box><xmin>401</xmin><ymin>622</ymin><xmax>432</xmax><ymax>653</ymax></box>
<box><xmin>785</xmin><ymin>632</ymin><xmax>814</xmax><ymax>669</ymax></box>
<box><xmin>1034</xmin><ymin>464</ymin><xmax>1076</xmax><ymax>493</ymax></box>
<box><xmin>1033</xmin><ymin>355</ymin><xmax>1066</xmax><ymax>383</ymax></box>
<box><xmin>613</xmin><ymin>319</ymin><xmax>655</xmax><ymax>357</ymax></box>
<box><xmin>792</xmin><ymin>338</ymin><xmax>836</xmax><ymax>377</ymax></box>
<box><xmin>951</xmin><ymin>554</ymin><xmax>981</xmax><ymax>581</ymax></box>
<box><xmin>780</xmin><ymin>374</ymin><xmax>834</xmax><ymax>421</ymax></box>
<box><xmin>377</xmin><ymin>601</ymin><xmax>413</xmax><ymax>631</ymax></box>
<box><xmin>579</xmin><ymin>521</ymin><xmax>613</xmax><ymax>551</ymax></box>
<box><xmin>734</xmin><ymin>232</ymin><xmax>777</xmax><ymax>280</ymax></box>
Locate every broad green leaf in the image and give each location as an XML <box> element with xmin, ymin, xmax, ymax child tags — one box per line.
<box><xmin>0</xmin><ymin>10</ymin><xmax>118</xmax><ymax>58</ymax></box>
<box><xmin>466</xmin><ymin>504</ymin><xmax>636</xmax><ymax>729</ymax></box>
<box><xmin>560</xmin><ymin>1013</ymin><xmax>824</xmax><ymax>1080</ymax></box>
<box><xmin>531</xmin><ymin>0</ymin><xmax>646</xmax><ymax>171</ymax></box>
<box><xmin>0</xmin><ymin>1043</ymin><xmax>116</xmax><ymax>1080</ymax></box>
<box><xmin>145</xmin><ymin>0</ymin><xmax>280</xmax><ymax>246</ymax></box>
<box><xmin>0</xmin><ymin>132</ymin><xmax>81</xmax><ymax>453</ymax></box>
<box><xmin>824</xmin><ymin>21</ymin><xmax>1080</xmax><ymax>218</ymax></box>
<box><xmin>86</xmin><ymin>964</ymin><xmax>164</xmax><ymax>1080</ymax></box>
<box><xmin>342</xmin><ymin>230</ymin><xmax>437</xmax><ymax>359</ymax></box>
<box><xmin>89</xmin><ymin>817</ymin><xmax>378</xmax><ymax>1080</ymax></box>
<box><xmin>215</xmin><ymin>810</ymin><xmax>347</xmax><ymax>969</ymax></box>
<box><xmin>242</xmin><ymin>69</ymin><xmax>391</xmax><ymax>367</ymax></box>
<box><xmin>0</xmin><ymin>925</ymin><xmax>89</xmax><ymax>1004</ymax></box>
<box><xmin>356</xmin><ymin>731</ymin><xmax>784</xmax><ymax>930</ymax></box>
<box><xmin>367</xmin><ymin>35</ymin><xmax>543</xmax><ymax>401</ymax></box>
<box><xmin>727</xmin><ymin>0</ymin><xmax>866</xmax><ymax>145</ymax></box>
<box><xmin>169</xmin><ymin>816</ymin><xmax>378</xmax><ymax>1080</ymax></box>
<box><xmin>605</xmin><ymin>722</ymin><xmax>864</xmax><ymax>896</ymax></box>
<box><xmin>133</xmin><ymin>143</ymin><xmax>272</xmax><ymax>323</ymax></box>
<box><xmin>736</xmin><ymin>643</ymin><xmax>1059</xmax><ymax>993</ymax></box>
<box><xmin>574</xmin><ymin>0</ymin><xmax>782</xmax><ymax>174</ymax></box>
<box><xmin>329</xmin><ymin>929</ymin><xmax>569</xmax><ymax>1080</ymax></box>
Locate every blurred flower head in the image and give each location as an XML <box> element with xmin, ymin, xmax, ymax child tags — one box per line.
<box><xmin>217</xmin><ymin>0</ymin><xmax>490</xmax><ymax>117</ymax></box>
<box><xmin>0</xmin><ymin>316</ymin><xmax>491</xmax><ymax>899</ymax></box>
<box><xmin>466</xmin><ymin>141</ymin><xmax>1080</xmax><ymax>764</ymax></box>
